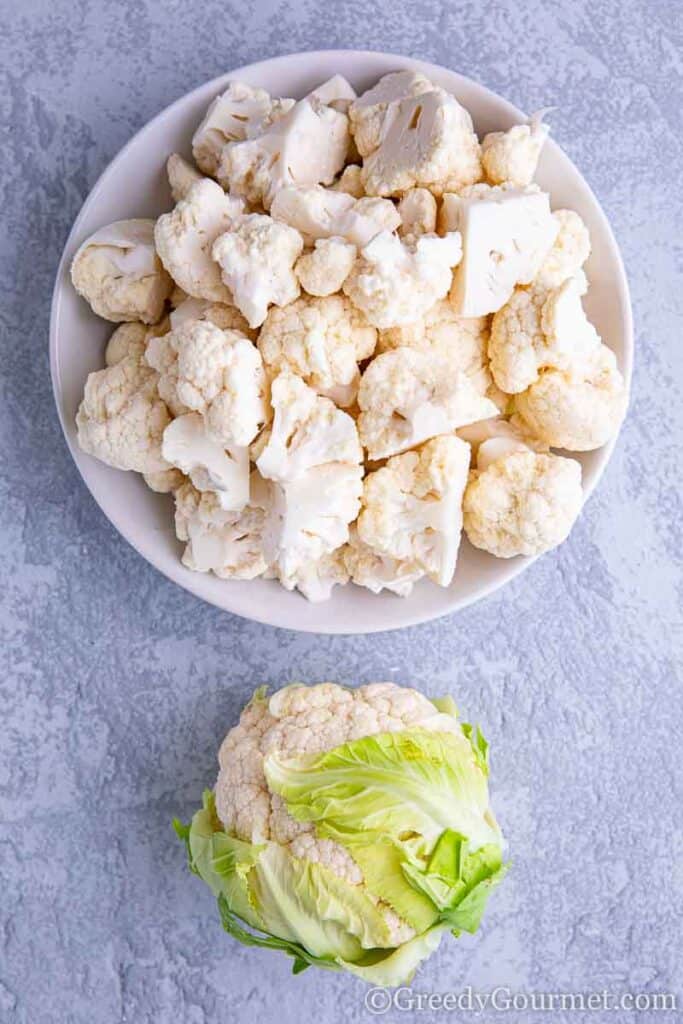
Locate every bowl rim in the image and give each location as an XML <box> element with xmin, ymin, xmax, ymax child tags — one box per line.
<box><xmin>49</xmin><ymin>48</ymin><xmax>633</xmax><ymax>634</ymax></box>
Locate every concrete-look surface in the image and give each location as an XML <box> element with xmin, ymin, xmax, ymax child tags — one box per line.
<box><xmin>1</xmin><ymin>2</ymin><xmax>681</xmax><ymax>1022</ymax></box>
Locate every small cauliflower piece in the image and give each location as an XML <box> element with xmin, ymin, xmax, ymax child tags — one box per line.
<box><xmin>332</xmin><ymin>164</ymin><xmax>364</xmax><ymax>198</ymax></box>
<box><xmin>397</xmin><ymin>188</ymin><xmax>437</xmax><ymax>238</ymax></box>
<box><xmin>271</xmin><ymin>185</ymin><xmax>400</xmax><ymax>247</ymax></box>
<box><xmin>76</xmin><ymin>355</ymin><xmax>170</xmax><ymax>473</ymax></box>
<box><xmin>256</xmin><ymin>371</ymin><xmax>362</xmax><ymax>482</ymax></box>
<box><xmin>463</xmin><ymin>449</ymin><xmax>583</xmax><ymax>557</ymax></box>
<box><xmin>457</xmin><ymin>415</ymin><xmax>548</xmax><ymax>468</ymax></box>
<box><xmin>143</xmin><ymin>467</ymin><xmax>185</xmax><ymax>493</ymax></box>
<box><xmin>443</xmin><ymin>184</ymin><xmax>558</xmax><ymax>317</ymax></box>
<box><xmin>162</xmin><ymin>413</ymin><xmax>250</xmax><ymax>511</ymax></box>
<box><xmin>192</xmin><ymin>81</ymin><xmax>289</xmax><ymax>176</ymax></box>
<box><xmin>169</xmin><ymin>295</ymin><xmax>257</xmax><ymax>340</ymax></box>
<box><xmin>166</xmin><ymin>153</ymin><xmax>204</xmax><ymax>202</ymax></box>
<box><xmin>146</xmin><ymin>319</ymin><xmax>267</xmax><ymax>446</ymax></box>
<box><xmin>71</xmin><ymin>219</ymin><xmax>173</xmax><ymax>324</ymax></box>
<box><xmin>212</xmin><ymin>214</ymin><xmax>304</xmax><ymax>329</ymax></box>
<box><xmin>276</xmin><ymin>546</ymin><xmax>349</xmax><ymax>602</ymax></box>
<box><xmin>361</xmin><ymin>88</ymin><xmax>482</xmax><ymax>198</ymax></box>
<box><xmin>535</xmin><ymin>209</ymin><xmax>591</xmax><ymax>288</ymax></box>
<box><xmin>515</xmin><ymin>346</ymin><xmax>627</xmax><ymax>451</ymax></box>
<box><xmin>349</xmin><ymin>70</ymin><xmax>434</xmax><ymax>157</ymax></box>
<box><xmin>258</xmin><ymin>295</ymin><xmax>376</xmax><ymax>407</ymax></box>
<box><xmin>358</xmin><ymin>435</ymin><xmax>471</xmax><ymax>586</ymax></box>
<box><xmin>154</xmin><ymin>179</ymin><xmax>245</xmax><ymax>303</ymax></box>
<box><xmin>343</xmin><ymin>527</ymin><xmax>424</xmax><ymax>596</ymax></box>
<box><xmin>481</xmin><ymin>110</ymin><xmax>550</xmax><ymax>187</ymax></box>
<box><xmin>357</xmin><ymin>347</ymin><xmax>499</xmax><ymax>460</ymax></box>
<box><xmin>295</xmin><ymin>237</ymin><xmax>357</xmax><ymax>297</ymax></box>
<box><xmin>343</xmin><ymin>230</ymin><xmax>462</xmax><ymax>329</ymax></box>
<box><xmin>307</xmin><ymin>75</ymin><xmax>357</xmax><ymax>111</ymax></box>
<box><xmin>104</xmin><ymin>322</ymin><xmax>148</xmax><ymax>366</ymax></box>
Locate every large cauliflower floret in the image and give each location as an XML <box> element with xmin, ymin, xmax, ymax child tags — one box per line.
<box><xmin>162</xmin><ymin>413</ymin><xmax>250</xmax><ymax>511</ymax></box>
<box><xmin>349</xmin><ymin>70</ymin><xmax>434</xmax><ymax>158</ymax></box>
<box><xmin>71</xmin><ymin>219</ymin><xmax>173</xmax><ymax>324</ymax></box>
<box><xmin>192</xmin><ymin>81</ymin><xmax>290</xmax><ymax>176</ymax></box>
<box><xmin>169</xmin><ymin>295</ymin><xmax>257</xmax><ymax>340</ymax></box>
<box><xmin>481</xmin><ymin>110</ymin><xmax>550</xmax><ymax>187</ymax></box>
<box><xmin>535</xmin><ymin>209</ymin><xmax>591</xmax><ymax>289</ymax></box>
<box><xmin>343</xmin><ymin>230</ymin><xmax>463</xmax><ymax>329</ymax></box>
<box><xmin>343</xmin><ymin>527</ymin><xmax>425</xmax><ymax>596</ymax></box>
<box><xmin>145</xmin><ymin>319</ymin><xmax>268</xmax><ymax>446</ymax></box>
<box><xmin>76</xmin><ymin>355</ymin><xmax>171</xmax><ymax>473</ymax></box>
<box><xmin>358</xmin><ymin>435</ymin><xmax>471</xmax><ymax>586</ymax></box>
<box><xmin>357</xmin><ymin>347</ymin><xmax>499</xmax><ymax>460</ymax></box>
<box><xmin>166</xmin><ymin>153</ymin><xmax>204</xmax><ymax>203</ymax></box>
<box><xmin>271</xmin><ymin>185</ymin><xmax>400</xmax><ymax>247</ymax></box>
<box><xmin>362</xmin><ymin>87</ymin><xmax>482</xmax><ymax>198</ymax></box>
<box><xmin>515</xmin><ymin>346</ymin><xmax>627</xmax><ymax>451</ymax></box>
<box><xmin>463</xmin><ymin>449</ymin><xmax>583</xmax><ymax>558</ymax></box>
<box><xmin>258</xmin><ymin>294</ymin><xmax>377</xmax><ymax>407</ymax></box>
<box><xmin>295</xmin><ymin>237</ymin><xmax>357</xmax><ymax>297</ymax></box>
<box><xmin>154</xmin><ymin>179</ymin><xmax>245</xmax><ymax>303</ymax></box>
<box><xmin>212</xmin><ymin>214</ymin><xmax>304</xmax><ymax>328</ymax></box>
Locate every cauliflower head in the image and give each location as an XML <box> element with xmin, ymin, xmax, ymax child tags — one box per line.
<box><xmin>481</xmin><ymin>110</ymin><xmax>550</xmax><ymax>188</ymax></box>
<box><xmin>295</xmin><ymin>237</ymin><xmax>357</xmax><ymax>297</ymax></box>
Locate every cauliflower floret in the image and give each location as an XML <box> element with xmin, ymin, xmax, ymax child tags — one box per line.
<box><xmin>71</xmin><ymin>219</ymin><xmax>173</xmax><ymax>324</ymax></box>
<box><xmin>463</xmin><ymin>449</ymin><xmax>583</xmax><ymax>557</ymax></box>
<box><xmin>271</xmin><ymin>185</ymin><xmax>400</xmax><ymax>247</ymax></box>
<box><xmin>76</xmin><ymin>355</ymin><xmax>170</xmax><ymax>473</ymax></box>
<box><xmin>276</xmin><ymin>546</ymin><xmax>349</xmax><ymax>603</ymax></box>
<box><xmin>349</xmin><ymin>70</ymin><xmax>434</xmax><ymax>157</ymax></box>
<box><xmin>143</xmin><ymin>467</ymin><xmax>185</xmax><ymax>493</ymax></box>
<box><xmin>397</xmin><ymin>188</ymin><xmax>437</xmax><ymax>238</ymax></box>
<box><xmin>154</xmin><ymin>179</ymin><xmax>245</xmax><ymax>303</ymax></box>
<box><xmin>211</xmin><ymin>214</ymin><xmax>304</xmax><ymax>328</ymax></box>
<box><xmin>357</xmin><ymin>347</ymin><xmax>499</xmax><ymax>460</ymax></box>
<box><xmin>295</xmin><ymin>237</ymin><xmax>357</xmax><ymax>297</ymax></box>
<box><xmin>256</xmin><ymin>371</ymin><xmax>362</xmax><ymax>482</ymax></box>
<box><xmin>361</xmin><ymin>88</ymin><xmax>482</xmax><ymax>198</ymax></box>
<box><xmin>258</xmin><ymin>295</ymin><xmax>376</xmax><ymax>407</ymax></box>
<box><xmin>169</xmin><ymin>295</ymin><xmax>257</xmax><ymax>340</ymax></box>
<box><xmin>343</xmin><ymin>527</ymin><xmax>424</xmax><ymax>596</ymax></box>
<box><xmin>515</xmin><ymin>346</ymin><xmax>627</xmax><ymax>451</ymax></box>
<box><xmin>481</xmin><ymin>110</ymin><xmax>550</xmax><ymax>187</ymax></box>
<box><xmin>442</xmin><ymin>184</ymin><xmax>558</xmax><ymax>316</ymax></box>
<box><xmin>332</xmin><ymin>164</ymin><xmax>365</xmax><ymax>198</ymax></box>
<box><xmin>145</xmin><ymin>319</ymin><xmax>267</xmax><ymax>446</ymax></box>
<box><xmin>343</xmin><ymin>230</ymin><xmax>462</xmax><ymax>329</ymax></box>
<box><xmin>307</xmin><ymin>75</ymin><xmax>357</xmax><ymax>111</ymax></box>
<box><xmin>456</xmin><ymin>415</ymin><xmax>548</xmax><ymax>468</ymax></box>
<box><xmin>162</xmin><ymin>413</ymin><xmax>249</xmax><ymax>511</ymax></box>
<box><xmin>217</xmin><ymin>98</ymin><xmax>349</xmax><ymax>209</ymax></box>
<box><xmin>535</xmin><ymin>209</ymin><xmax>591</xmax><ymax>289</ymax></box>
<box><xmin>174</xmin><ymin>474</ymin><xmax>270</xmax><ymax>579</ymax></box>
<box><xmin>192</xmin><ymin>81</ymin><xmax>291</xmax><ymax>176</ymax></box>
<box><xmin>104</xmin><ymin>322</ymin><xmax>148</xmax><ymax>366</ymax></box>
<box><xmin>166</xmin><ymin>153</ymin><xmax>204</xmax><ymax>202</ymax></box>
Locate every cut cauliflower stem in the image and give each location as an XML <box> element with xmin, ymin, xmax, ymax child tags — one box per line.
<box><xmin>358</xmin><ymin>436</ymin><xmax>471</xmax><ymax>586</ymax></box>
<box><xmin>71</xmin><ymin>219</ymin><xmax>173</xmax><ymax>324</ymax></box>
<box><xmin>258</xmin><ymin>295</ymin><xmax>376</xmax><ymax>407</ymax></box>
<box><xmin>169</xmin><ymin>295</ymin><xmax>257</xmax><ymax>340</ymax></box>
<box><xmin>343</xmin><ymin>526</ymin><xmax>425</xmax><ymax>596</ymax></box>
<box><xmin>343</xmin><ymin>231</ymin><xmax>462</xmax><ymax>329</ymax></box>
<box><xmin>154</xmin><ymin>179</ymin><xmax>245</xmax><ymax>303</ymax></box>
<box><xmin>145</xmin><ymin>319</ymin><xmax>267</xmax><ymax>445</ymax></box>
<box><xmin>463</xmin><ymin>449</ymin><xmax>583</xmax><ymax>558</ymax></box>
<box><xmin>270</xmin><ymin>185</ymin><xmax>400</xmax><ymax>247</ymax></box>
<box><xmin>443</xmin><ymin>184</ymin><xmax>558</xmax><ymax>317</ymax></box>
<box><xmin>481</xmin><ymin>110</ymin><xmax>550</xmax><ymax>187</ymax></box>
<box><xmin>349</xmin><ymin>70</ymin><xmax>434</xmax><ymax>157</ymax></box>
<box><xmin>398</xmin><ymin>188</ymin><xmax>437</xmax><ymax>238</ymax></box>
<box><xmin>217</xmin><ymin>97</ymin><xmax>349</xmax><ymax>210</ymax></box>
<box><xmin>535</xmin><ymin>209</ymin><xmax>591</xmax><ymax>288</ymax></box>
<box><xmin>515</xmin><ymin>346</ymin><xmax>627</xmax><ymax>451</ymax></box>
<box><xmin>192</xmin><ymin>81</ymin><xmax>292</xmax><ymax>176</ymax></box>
<box><xmin>162</xmin><ymin>413</ymin><xmax>249</xmax><ymax>511</ymax></box>
<box><xmin>211</xmin><ymin>214</ymin><xmax>304</xmax><ymax>328</ymax></box>
<box><xmin>166</xmin><ymin>153</ymin><xmax>204</xmax><ymax>203</ymax></box>
<box><xmin>295</xmin><ymin>237</ymin><xmax>357</xmax><ymax>297</ymax></box>
<box><xmin>361</xmin><ymin>87</ymin><xmax>482</xmax><ymax>198</ymax></box>
<box><xmin>357</xmin><ymin>347</ymin><xmax>499</xmax><ymax>460</ymax></box>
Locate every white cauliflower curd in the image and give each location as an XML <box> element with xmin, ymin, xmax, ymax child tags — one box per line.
<box><xmin>162</xmin><ymin>413</ymin><xmax>249</xmax><ymax>511</ymax></box>
<box><xmin>295</xmin><ymin>237</ymin><xmax>357</xmax><ymax>297</ymax></box>
<box><xmin>481</xmin><ymin>110</ymin><xmax>550</xmax><ymax>187</ymax></box>
<box><xmin>166</xmin><ymin>153</ymin><xmax>204</xmax><ymax>202</ymax></box>
<box><xmin>535</xmin><ymin>209</ymin><xmax>591</xmax><ymax>288</ymax></box>
<box><xmin>343</xmin><ymin>527</ymin><xmax>425</xmax><ymax>596</ymax></box>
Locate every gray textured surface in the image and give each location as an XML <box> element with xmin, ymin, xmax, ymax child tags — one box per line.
<box><xmin>1</xmin><ymin>1</ymin><xmax>682</xmax><ymax>1022</ymax></box>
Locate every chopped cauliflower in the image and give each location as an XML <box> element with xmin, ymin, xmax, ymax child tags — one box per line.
<box><xmin>332</xmin><ymin>164</ymin><xmax>364</xmax><ymax>198</ymax></box>
<box><xmin>154</xmin><ymin>179</ymin><xmax>245</xmax><ymax>303</ymax></box>
<box><xmin>343</xmin><ymin>527</ymin><xmax>424</xmax><ymax>596</ymax></box>
<box><xmin>535</xmin><ymin>209</ymin><xmax>591</xmax><ymax>288</ymax></box>
<box><xmin>481</xmin><ymin>110</ymin><xmax>550</xmax><ymax>187</ymax></box>
<box><xmin>271</xmin><ymin>185</ymin><xmax>400</xmax><ymax>247</ymax></box>
<box><xmin>276</xmin><ymin>546</ymin><xmax>349</xmax><ymax>602</ymax></box>
<box><xmin>463</xmin><ymin>450</ymin><xmax>583</xmax><ymax>557</ymax></box>
<box><xmin>349</xmin><ymin>70</ymin><xmax>434</xmax><ymax>158</ymax></box>
<box><xmin>397</xmin><ymin>188</ymin><xmax>437</xmax><ymax>238</ymax></box>
<box><xmin>146</xmin><ymin>319</ymin><xmax>267</xmax><ymax>446</ymax></box>
<box><xmin>143</xmin><ymin>467</ymin><xmax>185</xmax><ymax>493</ymax></box>
<box><xmin>457</xmin><ymin>415</ymin><xmax>548</xmax><ymax>468</ymax></box>
<box><xmin>358</xmin><ymin>435</ymin><xmax>471</xmax><ymax>586</ymax></box>
<box><xmin>104</xmin><ymin>322</ymin><xmax>148</xmax><ymax>366</ymax></box>
<box><xmin>361</xmin><ymin>88</ymin><xmax>482</xmax><ymax>198</ymax></box>
<box><xmin>515</xmin><ymin>346</ymin><xmax>627</xmax><ymax>451</ymax></box>
<box><xmin>307</xmin><ymin>75</ymin><xmax>357</xmax><ymax>111</ymax></box>
<box><xmin>357</xmin><ymin>347</ymin><xmax>499</xmax><ymax>460</ymax></box>
<box><xmin>258</xmin><ymin>295</ymin><xmax>376</xmax><ymax>407</ymax></box>
<box><xmin>192</xmin><ymin>81</ymin><xmax>290</xmax><ymax>176</ymax></box>
<box><xmin>343</xmin><ymin>230</ymin><xmax>462</xmax><ymax>329</ymax></box>
<box><xmin>169</xmin><ymin>295</ymin><xmax>257</xmax><ymax>339</ymax></box>
<box><xmin>166</xmin><ymin>153</ymin><xmax>204</xmax><ymax>202</ymax></box>
<box><xmin>76</xmin><ymin>355</ymin><xmax>170</xmax><ymax>473</ymax></box>
<box><xmin>71</xmin><ymin>219</ymin><xmax>173</xmax><ymax>324</ymax></box>
<box><xmin>295</xmin><ymin>237</ymin><xmax>357</xmax><ymax>297</ymax></box>
<box><xmin>162</xmin><ymin>413</ymin><xmax>250</xmax><ymax>511</ymax></box>
<box><xmin>212</xmin><ymin>214</ymin><xmax>304</xmax><ymax>328</ymax></box>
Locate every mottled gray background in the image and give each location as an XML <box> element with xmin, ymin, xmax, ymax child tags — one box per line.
<box><xmin>1</xmin><ymin>1</ymin><xmax>682</xmax><ymax>1022</ymax></box>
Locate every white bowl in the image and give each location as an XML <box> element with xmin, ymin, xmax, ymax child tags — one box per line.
<box><xmin>50</xmin><ymin>49</ymin><xmax>632</xmax><ymax>634</ymax></box>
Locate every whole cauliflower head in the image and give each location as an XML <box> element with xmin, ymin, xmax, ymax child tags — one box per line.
<box><xmin>349</xmin><ymin>70</ymin><xmax>434</xmax><ymax>157</ymax></box>
<box><xmin>192</xmin><ymin>81</ymin><xmax>287</xmax><ymax>176</ymax></box>
<box><xmin>463</xmin><ymin>449</ymin><xmax>583</xmax><ymax>558</ymax></box>
<box><xmin>535</xmin><ymin>209</ymin><xmax>591</xmax><ymax>289</ymax></box>
<box><xmin>515</xmin><ymin>346</ymin><xmax>627</xmax><ymax>451</ymax></box>
<box><xmin>357</xmin><ymin>347</ymin><xmax>499</xmax><ymax>460</ymax></box>
<box><xmin>71</xmin><ymin>219</ymin><xmax>173</xmax><ymax>324</ymax></box>
<box><xmin>258</xmin><ymin>294</ymin><xmax>376</xmax><ymax>407</ymax></box>
<box><xmin>358</xmin><ymin>435</ymin><xmax>471</xmax><ymax>586</ymax></box>
<box><xmin>343</xmin><ymin>230</ymin><xmax>463</xmax><ymax>329</ymax></box>
<box><xmin>166</xmin><ymin>153</ymin><xmax>204</xmax><ymax>203</ymax></box>
<box><xmin>343</xmin><ymin>527</ymin><xmax>425</xmax><ymax>596</ymax></box>
<box><xmin>154</xmin><ymin>179</ymin><xmax>245</xmax><ymax>303</ymax></box>
<box><xmin>295</xmin><ymin>237</ymin><xmax>357</xmax><ymax>297</ymax></box>
<box><xmin>145</xmin><ymin>319</ymin><xmax>267</xmax><ymax>446</ymax></box>
<box><xmin>211</xmin><ymin>214</ymin><xmax>304</xmax><ymax>328</ymax></box>
<box><xmin>481</xmin><ymin>110</ymin><xmax>550</xmax><ymax>188</ymax></box>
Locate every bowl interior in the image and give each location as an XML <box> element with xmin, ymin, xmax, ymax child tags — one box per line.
<box><xmin>50</xmin><ymin>50</ymin><xmax>632</xmax><ymax>634</ymax></box>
